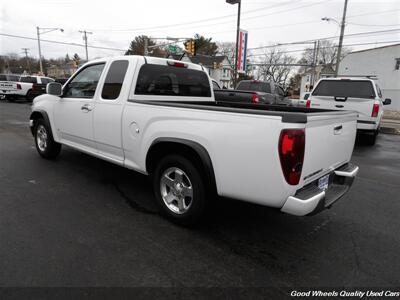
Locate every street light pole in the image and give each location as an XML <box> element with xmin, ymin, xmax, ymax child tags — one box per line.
<box><xmin>335</xmin><ymin>0</ymin><xmax>349</xmax><ymax>77</ymax></box>
<box><xmin>226</xmin><ymin>0</ymin><xmax>241</xmax><ymax>88</ymax></box>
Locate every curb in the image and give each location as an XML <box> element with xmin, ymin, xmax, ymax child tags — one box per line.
<box><xmin>380</xmin><ymin>126</ymin><xmax>400</xmax><ymax>135</ymax></box>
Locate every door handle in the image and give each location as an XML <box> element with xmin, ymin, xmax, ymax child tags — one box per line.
<box><xmin>335</xmin><ymin>105</ymin><xmax>344</xmax><ymax>108</ymax></box>
<box><xmin>81</xmin><ymin>104</ymin><xmax>93</xmax><ymax>112</ymax></box>
<box><xmin>334</xmin><ymin>125</ymin><xmax>343</xmax><ymax>135</ymax></box>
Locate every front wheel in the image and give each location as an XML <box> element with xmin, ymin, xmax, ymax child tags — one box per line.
<box><xmin>34</xmin><ymin>119</ymin><xmax>62</xmax><ymax>159</ymax></box>
<box><xmin>153</xmin><ymin>155</ymin><xmax>208</xmax><ymax>225</ymax></box>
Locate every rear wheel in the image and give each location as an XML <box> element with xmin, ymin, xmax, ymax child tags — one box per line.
<box><xmin>365</xmin><ymin>130</ymin><xmax>377</xmax><ymax>146</ymax></box>
<box><xmin>153</xmin><ymin>155</ymin><xmax>208</xmax><ymax>225</ymax></box>
<box><xmin>34</xmin><ymin>119</ymin><xmax>61</xmax><ymax>159</ymax></box>
<box><xmin>26</xmin><ymin>90</ymin><xmax>34</xmax><ymax>101</ymax></box>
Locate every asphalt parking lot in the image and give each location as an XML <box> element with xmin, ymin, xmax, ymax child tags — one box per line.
<box><xmin>1</xmin><ymin>100</ymin><xmax>399</xmax><ymax>295</ymax></box>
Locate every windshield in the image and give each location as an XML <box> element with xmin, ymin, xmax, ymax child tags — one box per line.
<box><xmin>237</xmin><ymin>81</ymin><xmax>271</xmax><ymax>93</ymax></box>
<box><xmin>312</xmin><ymin>80</ymin><xmax>376</xmax><ymax>99</ymax></box>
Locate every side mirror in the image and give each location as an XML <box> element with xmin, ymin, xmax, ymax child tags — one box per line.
<box><xmin>46</xmin><ymin>82</ymin><xmax>62</xmax><ymax>96</ymax></box>
<box><xmin>383</xmin><ymin>98</ymin><xmax>391</xmax><ymax>105</ymax></box>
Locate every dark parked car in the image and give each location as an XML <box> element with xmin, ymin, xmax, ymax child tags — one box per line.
<box><xmin>213</xmin><ymin>80</ymin><xmax>291</xmax><ymax>106</ymax></box>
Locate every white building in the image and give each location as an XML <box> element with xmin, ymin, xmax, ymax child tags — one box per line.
<box><xmin>339</xmin><ymin>43</ymin><xmax>400</xmax><ymax>111</ymax></box>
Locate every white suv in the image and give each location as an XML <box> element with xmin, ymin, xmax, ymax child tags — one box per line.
<box><xmin>309</xmin><ymin>77</ymin><xmax>391</xmax><ymax>145</ymax></box>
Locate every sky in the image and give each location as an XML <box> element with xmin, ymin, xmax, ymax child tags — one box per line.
<box><xmin>1</xmin><ymin>0</ymin><xmax>399</xmax><ymax>61</ymax></box>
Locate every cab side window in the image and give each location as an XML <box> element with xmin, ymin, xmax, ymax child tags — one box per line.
<box><xmin>63</xmin><ymin>63</ymin><xmax>105</xmax><ymax>98</ymax></box>
<box><xmin>376</xmin><ymin>84</ymin><xmax>382</xmax><ymax>98</ymax></box>
<box><xmin>101</xmin><ymin>60</ymin><xmax>129</xmax><ymax>100</ymax></box>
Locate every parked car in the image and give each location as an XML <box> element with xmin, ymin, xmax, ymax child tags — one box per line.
<box><xmin>291</xmin><ymin>92</ymin><xmax>311</xmax><ymax>108</ymax></box>
<box><xmin>213</xmin><ymin>80</ymin><xmax>291</xmax><ymax>105</ymax></box>
<box><xmin>0</xmin><ymin>75</ymin><xmax>54</xmax><ymax>101</ymax></box>
<box><xmin>30</xmin><ymin>56</ymin><xmax>359</xmax><ymax>225</ymax></box>
<box><xmin>0</xmin><ymin>74</ymin><xmax>20</xmax><ymax>100</ymax></box>
<box><xmin>213</xmin><ymin>79</ymin><xmax>266</xmax><ymax>104</ymax></box>
<box><xmin>309</xmin><ymin>77</ymin><xmax>391</xmax><ymax>145</ymax></box>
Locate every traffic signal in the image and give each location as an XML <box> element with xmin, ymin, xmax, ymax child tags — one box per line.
<box><xmin>184</xmin><ymin>39</ymin><xmax>196</xmax><ymax>56</ymax></box>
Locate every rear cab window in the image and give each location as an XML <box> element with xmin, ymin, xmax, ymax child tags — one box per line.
<box><xmin>237</xmin><ymin>81</ymin><xmax>271</xmax><ymax>93</ymax></box>
<box><xmin>134</xmin><ymin>64</ymin><xmax>211</xmax><ymax>98</ymax></box>
<box><xmin>312</xmin><ymin>80</ymin><xmax>376</xmax><ymax>99</ymax></box>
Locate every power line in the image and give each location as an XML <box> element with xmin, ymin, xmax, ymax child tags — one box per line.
<box><xmin>0</xmin><ymin>33</ymin><xmax>126</xmax><ymax>52</ymax></box>
<box><xmin>88</xmin><ymin>0</ymin><xmax>303</xmax><ymax>32</ymax></box>
<box><xmin>88</xmin><ymin>0</ymin><xmax>331</xmax><ymax>33</ymax></box>
<box><xmin>346</xmin><ymin>8</ymin><xmax>400</xmax><ymax>19</ymax></box>
<box><xmin>248</xmin><ymin>28</ymin><xmax>400</xmax><ymax>50</ymax></box>
<box><xmin>348</xmin><ymin>22</ymin><xmax>400</xmax><ymax>27</ymax></box>
<box><xmin>248</xmin><ymin>40</ymin><xmax>400</xmax><ymax>57</ymax></box>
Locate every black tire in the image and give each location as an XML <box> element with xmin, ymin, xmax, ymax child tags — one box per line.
<box><xmin>26</xmin><ymin>90</ymin><xmax>35</xmax><ymax>102</ymax></box>
<box><xmin>34</xmin><ymin>119</ymin><xmax>62</xmax><ymax>159</ymax></box>
<box><xmin>153</xmin><ymin>154</ymin><xmax>208</xmax><ymax>225</ymax></box>
<box><xmin>365</xmin><ymin>130</ymin><xmax>377</xmax><ymax>146</ymax></box>
<box><xmin>7</xmin><ymin>95</ymin><xmax>15</xmax><ymax>102</ymax></box>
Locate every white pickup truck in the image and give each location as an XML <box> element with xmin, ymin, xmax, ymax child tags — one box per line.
<box><xmin>0</xmin><ymin>75</ymin><xmax>54</xmax><ymax>101</ymax></box>
<box><xmin>309</xmin><ymin>77</ymin><xmax>392</xmax><ymax>145</ymax></box>
<box><xmin>29</xmin><ymin>56</ymin><xmax>359</xmax><ymax>225</ymax></box>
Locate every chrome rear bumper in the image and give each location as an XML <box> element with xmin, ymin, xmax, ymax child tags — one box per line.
<box><xmin>281</xmin><ymin>163</ymin><xmax>359</xmax><ymax>216</ymax></box>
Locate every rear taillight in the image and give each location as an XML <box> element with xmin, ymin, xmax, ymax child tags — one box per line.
<box><xmin>306</xmin><ymin>99</ymin><xmax>311</xmax><ymax>108</ymax></box>
<box><xmin>16</xmin><ymin>84</ymin><xmax>21</xmax><ymax>90</ymax></box>
<box><xmin>251</xmin><ymin>93</ymin><xmax>259</xmax><ymax>104</ymax></box>
<box><xmin>279</xmin><ymin>129</ymin><xmax>305</xmax><ymax>185</ymax></box>
<box><xmin>371</xmin><ymin>103</ymin><xmax>379</xmax><ymax>117</ymax></box>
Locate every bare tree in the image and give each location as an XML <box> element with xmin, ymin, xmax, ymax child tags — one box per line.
<box><xmin>216</xmin><ymin>41</ymin><xmax>236</xmax><ymax>85</ymax></box>
<box><xmin>255</xmin><ymin>47</ymin><xmax>296</xmax><ymax>88</ymax></box>
<box><xmin>302</xmin><ymin>40</ymin><xmax>350</xmax><ymax>68</ymax></box>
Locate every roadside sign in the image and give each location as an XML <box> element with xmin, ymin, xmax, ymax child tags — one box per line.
<box><xmin>168</xmin><ymin>45</ymin><xmax>177</xmax><ymax>54</ymax></box>
<box><xmin>237</xmin><ymin>29</ymin><xmax>248</xmax><ymax>73</ymax></box>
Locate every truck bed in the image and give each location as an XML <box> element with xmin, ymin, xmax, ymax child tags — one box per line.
<box><xmin>128</xmin><ymin>99</ymin><xmax>355</xmax><ymax>123</ymax></box>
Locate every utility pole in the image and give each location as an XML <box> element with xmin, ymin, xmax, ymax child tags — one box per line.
<box><xmin>335</xmin><ymin>0</ymin><xmax>349</xmax><ymax>77</ymax></box>
<box><xmin>144</xmin><ymin>36</ymin><xmax>149</xmax><ymax>56</ymax></box>
<box><xmin>36</xmin><ymin>27</ymin><xmax>43</xmax><ymax>74</ymax></box>
<box><xmin>311</xmin><ymin>41</ymin><xmax>317</xmax><ymax>88</ymax></box>
<box><xmin>21</xmin><ymin>48</ymin><xmax>31</xmax><ymax>73</ymax></box>
<box><xmin>79</xmin><ymin>30</ymin><xmax>93</xmax><ymax>61</ymax></box>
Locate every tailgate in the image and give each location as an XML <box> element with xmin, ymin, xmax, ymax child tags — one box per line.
<box><xmin>311</xmin><ymin>95</ymin><xmax>375</xmax><ymax>119</ymax></box>
<box><xmin>0</xmin><ymin>81</ymin><xmax>18</xmax><ymax>91</ymax></box>
<box><xmin>301</xmin><ymin>111</ymin><xmax>357</xmax><ymax>185</ymax></box>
